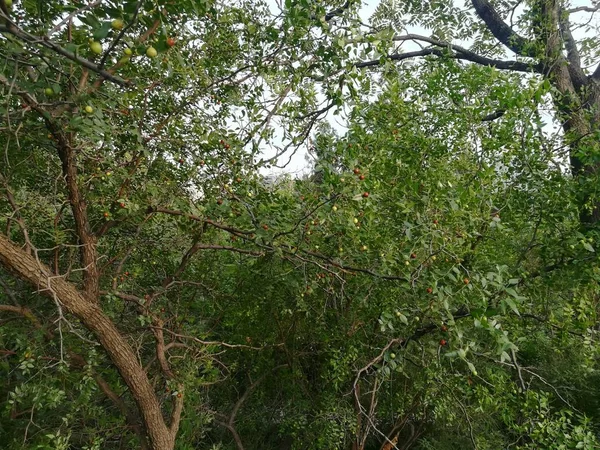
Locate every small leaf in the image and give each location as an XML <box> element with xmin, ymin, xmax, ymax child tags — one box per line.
<box><xmin>396</xmin><ymin>312</ymin><xmax>408</xmax><ymax>325</ymax></box>
<box><xmin>93</xmin><ymin>22</ymin><xmax>113</xmax><ymax>40</ymax></box>
<box><xmin>504</xmin><ymin>297</ymin><xmax>520</xmax><ymax>316</ymax></box>
<box><xmin>467</xmin><ymin>361</ymin><xmax>478</xmax><ymax>376</ymax></box>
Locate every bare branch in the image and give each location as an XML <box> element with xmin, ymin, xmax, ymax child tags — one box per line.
<box><xmin>48</xmin><ymin>0</ymin><xmax>102</xmax><ymax>37</ymax></box>
<box><xmin>566</xmin><ymin>5</ymin><xmax>600</xmax><ymax>14</ymax></box>
<box><xmin>356</xmin><ymin>47</ymin><xmax>541</xmax><ymax>73</ymax></box>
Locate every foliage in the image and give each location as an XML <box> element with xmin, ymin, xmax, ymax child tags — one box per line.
<box><xmin>0</xmin><ymin>0</ymin><xmax>600</xmax><ymax>449</ymax></box>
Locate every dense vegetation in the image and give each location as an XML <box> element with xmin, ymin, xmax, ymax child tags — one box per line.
<box><xmin>1</xmin><ymin>0</ymin><xmax>600</xmax><ymax>449</ymax></box>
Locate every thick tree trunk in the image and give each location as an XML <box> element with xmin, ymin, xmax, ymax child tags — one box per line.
<box><xmin>0</xmin><ymin>233</ymin><xmax>175</xmax><ymax>450</ymax></box>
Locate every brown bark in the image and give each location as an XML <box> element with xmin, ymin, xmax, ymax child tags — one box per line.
<box><xmin>0</xmin><ymin>233</ymin><xmax>175</xmax><ymax>450</ymax></box>
<box><xmin>48</xmin><ymin>125</ymin><xmax>101</xmax><ymax>301</ymax></box>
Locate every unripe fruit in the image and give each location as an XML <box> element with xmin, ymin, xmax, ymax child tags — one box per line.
<box><xmin>90</xmin><ymin>41</ymin><xmax>102</xmax><ymax>55</ymax></box>
<box><xmin>84</xmin><ymin>105</ymin><xmax>94</xmax><ymax>114</ymax></box>
<box><xmin>353</xmin><ymin>218</ymin><xmax>358</xmax><ymax>224</ymax></box>
<box><xmin>5</xmin><ymin>0</ymin><xmax>13</xmax><ymax>8</ymax></box>
<box><xmin>332</xmin><ymin>205</ymin><xmax>338</xmax><ymax>212</ymax></box>
<box><xmin>44</xmin><ymin>87</ymin><xmax>54</xmax><ymax>96</ymax></box>
<box><xmin>123</xmin><ymin>47</ymin><xmax>133</xmax><ymax>56</ymax></box>
<box><xmin>390</xmin><ymin>353</ymin><xmax>396</xmax><ymax>359</ymax></box>
<box><xmin>146</xmin><ymin>46</ymin><xmax>158</xmax><ymax>58</ymax></box>
<box><xmin>111</xmin><ymin>19</ymin><xmax>124</xmax><ymax>30</ymax></box>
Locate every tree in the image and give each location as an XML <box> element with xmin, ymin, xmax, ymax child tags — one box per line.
<box><xmin>362</xmin><ymin>0</ymin><xmax>600</xmax><ymax>224</ymax></box>
<box><xmin>1</xmin><ymin>0</ymin><xmax>600</xmax><ymax>449</ymax></box>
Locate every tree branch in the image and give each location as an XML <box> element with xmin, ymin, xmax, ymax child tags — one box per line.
<box><xmin>471</xmin><ymin>0</ymin><xmax>538</xmax><ymax>57</ymax></box>
<box><xmin>0</xmin><ymin>22</ymin><xmax>130</xmax><ymax>86</ymax></box>
<box><xmin>558</xmin><ymin>9</ymin><xmax>587</xmax><ymax>90</ymax></box>
<box><xmin>356</xmin><ymin>47</ymin><xmax>541</xmax><ymax>73</ymax></box>
<box><xmin>0</xmin><ymin>233</ymin><xmax>172</xmax><ymax>449</ymax></box>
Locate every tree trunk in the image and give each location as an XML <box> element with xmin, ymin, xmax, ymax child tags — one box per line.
<box><xmin>0</xmin><ymin>233</ymin><xmax>175</xmax><ymax>450</ymax></box>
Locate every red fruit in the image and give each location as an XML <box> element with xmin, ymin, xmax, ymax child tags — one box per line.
<box><xmin>160</xmin><ymin>308</ymin><xmax>165</xmax><ymax>312</ymax></box>
<box><xmin>179</xmin><ymin>158</ymin><xmax>184</xmax><ymax>164</ymax></box>
<box><xmin>410</xmin><ymin>253</ymin><xmax>417</xmax><ymax>259</ymax></box>
<box><xmin>353</xmin><ymin>168</ymin><xmax>361</xmax><ymax>175</ymax></box>
<box><xmin>217</xmin><ymin>199</ymin><xmax>223</xmax><ymax>205</ymax></box>
<box><xmin>166</xmin><ymin>37</ymin><xmax>176</xmax><ymax>47</ymax></box>
<box><xmin>426</xmin><ymin>287</ymin><xmax>433</xmax><ymax>294</ymax></box>
<box><xmin>463</xmin><ymin>278</ymin><xmax>469</xmax><ymax>285</ymax></box>
<box><xmin>262</xmin><ymin>224</ymin><xmax>269</xmax><ymax>230</ymax></box>
<box><xmin>177</xmin><ymin>393</ymin><xmax>182</xmax><ymax>398</ymax></box>
<box><xmin>441</xmin><ymin>325</ymin><xmax>448</xmax><ymax>332</ymax></box>
<box><xmin>439</xmin><ymin>339</ymin><xmax>447</xmax><ymax>346</ymax></box>
<box><xmin>103</xmin><ymin>212</ymin><xmax>109</xmax><ymax>218</ymax></box>
<box><xmin>359</xmin><ymin>175</ymin><xmax>365</xmax><ymax>180</ymax></box>
<box><xmin>433</xmin><ymin>219</ymin><xmax>438</xmax><ymax>224</ymax></box>
<box><xmin>199</xmin><ymin>160</ymin><xmax>205</xmax><ymax>166</ymax></box>
<box><xmin>120</xmin><ymin>202</ymin><xmax>126</xmax><ymax>208</ymax></box>
<box><xmin>219</xmin><ymin>139</ymin><xmax>224</xmax><ymax>145</ymax></box>
<box><xmin>362</xmin><ymin>192</ymin><xmax>369</xmax><ymax>198</ymax></box>
<box><xmin>236</xmin><ymin>177</ymin><xmax>242</xmax><ymax>183</ymax></box>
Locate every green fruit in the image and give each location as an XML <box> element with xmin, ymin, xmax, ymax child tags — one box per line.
<box><xmin>146</xmin><ymin>46</ymin><xmax>158</xmax><ymax>58</ymax></box>
<box><xmin>90</xmin><ymin>41</ymin><xmax>102</xmax><ymax>55</ymax></box>
<box><xmin>111</xmin><ymin>19</ymin><xmax>124</xmax><ymax>30</ymax></box>
<box><xmin>84</xmin><ymin>105</ymin><xmax>94</xmax><ymax>114</ymax></box>
<box><xmin>123</xmin><ymin>47</ymin><xmax>133</xmax><ymax>56</ymax></box>
<box><xmin>390</xmin><ymin>353</ymin><xmax>396</xmax><ymax>359</ymax></box>
<box><xmin>44</xmin><ymin>87</ymin><xmax>54</xmax><ymax>96</ymax></box>
<box><xmin>4</xmin><ymin>0</ymin><xmax>12</xmax><ymax>8</ymax></box>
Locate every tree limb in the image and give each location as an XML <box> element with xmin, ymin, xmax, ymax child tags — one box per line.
<box><xmin>356</xmin><ymin>47</ymin><xmax>541</xmax><ymax>73</ymax></box>
<box><xmin>0</xmin><ymin>233</ymin><xmax>173</xmax><ymax>449</ymax></box>
<box><xmin>471</xmin><ymin>0</ymin><xmax>538</xmax><ymax>57</ymax></box>
<box><xmin>0</xmin><ymin>22</ymin><xmax>130</xmax><ymax>86</ymax></box>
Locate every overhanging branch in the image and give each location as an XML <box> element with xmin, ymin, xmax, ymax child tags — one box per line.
<box><xmin>356</xmin><ymin>47</ymin><xmax>542</xmax><ymax>73</ymax></box>
<box><xmin>471</xmin><ymin>0</ymin><xmax>538</xmax><ymax>57</ymax></box>
<box><xmin>0</xmin><ymin>21</ymin><xmax>130</xmax><ymax>87</ymax></box>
